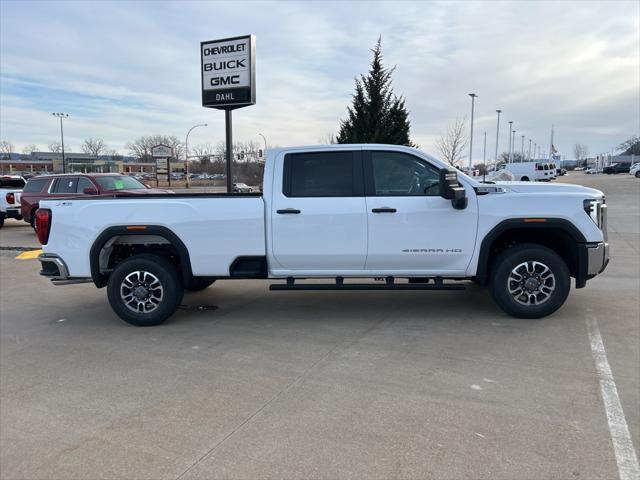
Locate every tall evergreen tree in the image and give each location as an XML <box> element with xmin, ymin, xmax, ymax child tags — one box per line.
<box><xmin>337</xmin><ymin>38</ymin><xmax>414</xmax><ymax>146</ymax></box>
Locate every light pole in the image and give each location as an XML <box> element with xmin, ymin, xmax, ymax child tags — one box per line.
<box><xmin>258</xmin><ymin>133</ymin><xmax>267</xmax><ymax>157</ymax></box>
<box><xmin>528</xmin><ymin>139</ymin><xmax>532</xmax><ymax>160</ymax></box>
<box><xmin>185</xmin><ymin>123</ymin><xmax>208</xmax><ymax>188</ymax></box>
<box><xmin>521</xmin><ymin>135</ymin><xmax>525</xmax><ymax>160</ymax></box>
<box><xmin>507</xmin><ymin>121</ymin><xmax>513</xmax><ymax>163</ymax></box>
<box><xmin>468</xmin><ymin>93</ymin><xmax>477</xmax><ymax>170</ymax></box>
<box><xmin>494</xmin><ymin>110</ymin><xmax>502</xmax><ymax>165</ymax></box>
<box><xmin>511</xmin><ymin>130</ymin><xmax>517</xmax><ymax>162</ymax></box>
<box><xmin>52</xmin><ymin>113</ymin><xmax>69</xmax><ymax>173</ymax></box>
<box><xmin>482</xmin><ymin>131</ymin><xmax>487</xmax><ymax>180</ymax></box>
<box><xmin>534</xmin><ymin>142</ymin><xmax>537</xmax><ymax>159</ymax></box>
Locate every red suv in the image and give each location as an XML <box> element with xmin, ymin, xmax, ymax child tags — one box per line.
<box><xmin>21</xmin><ymin>174</ymin><xmax>171</xmax><ymax>228</ymax></box>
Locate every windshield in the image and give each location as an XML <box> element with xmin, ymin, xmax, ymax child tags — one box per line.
<box><xmin>0</xmin><ymin>177</ymin><xmax>25</xmax><ymax>188</ymax></box>
<box><xmin>95</xmin><ymin>176</ymin><xmax>146</xmax><ymax>191</ymax></box>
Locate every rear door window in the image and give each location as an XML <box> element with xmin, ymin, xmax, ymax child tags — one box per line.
<box><xmin>283</xmin><ymin>151</ymin><xmax>361</xmax><ymax>197</ymax></box>
<box><xmin>52</xmin><ymin>177</ymin><xmax>78</xmax><ymax>193</ymax></box>
<box><xmin>23</xmin><ymin>178</ymin><xmax>47</xmax><ymax>192</ymax></box>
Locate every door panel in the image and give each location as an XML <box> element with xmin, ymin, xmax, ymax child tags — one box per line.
<box><xmin>271</xmin><ymin>150</ymin><xmax>367</xmax><ymax>271</ymax></box>
<box><xmin>364</xmin><ymin>151</ymin><xmax>478</xmax><ymax>273</ymax></box>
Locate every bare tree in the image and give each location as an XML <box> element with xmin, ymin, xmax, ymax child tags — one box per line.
<box><xmin>48</xmin><ymin>142</ymin><xmax>61</xmax><ymax>153</ymax></box>
<box><xmin>107</xmin><ymin>149</ymin><xmax>123</xmax><ymax>162</ymax></box>
<box><xmin>126</xmin><ymin>135</ymin><xmax>184</xmax><ymax>162</ymax></box>
<box><xmin>573</xmin><ymin>143</ymin><xmax>589</xmax><ymax>160</ymax></box>
<box><xmin>499</xmin><ymin>151</ymin><xmax>525</xmax><ymax>163</ymax></box>
<box><xmin>435</xmin><ymin>118</ymin><xmax>468</xmax><ymax>166</ymax></box>
<box><xmin>22</xmin><ymin>144</ymin><xmax>38</xmax><ymax>155</ymax></box>
<box><xmin>0</xmin><ymin>140</ymin><xmax>14</xmax><ymax>159</ymax></box>
<box><xmin>81</xmin><ymin>138</ymin><xmax>107</xmax><ymax>158</ymax></box>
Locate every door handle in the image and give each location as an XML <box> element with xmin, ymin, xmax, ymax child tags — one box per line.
<box><xmin>371</xmin><ymin>207</ymin><xmax>397</xmax><ymax>213</ymax></box>
<box><xmin>276</xmin><ymin>209</ymin><xmax>301</xmax><ymax>214</ymax></box>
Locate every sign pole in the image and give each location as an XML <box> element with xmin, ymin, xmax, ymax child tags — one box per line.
<box><xmin>225</xmin><ymin>109</ymin><xmax>233</xmax><ymax>192</ymax></box>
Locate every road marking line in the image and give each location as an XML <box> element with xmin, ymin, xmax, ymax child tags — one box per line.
<box><xmin>586</xmin><ymin>313</ymin><xmax>640</xmax><ymax>480</ymax></box>
<box><xmin>15</xmin><ymin>249</ymin><xmax>42</xmax><ymax>260</ymax></box>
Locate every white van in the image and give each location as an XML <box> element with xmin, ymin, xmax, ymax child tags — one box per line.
<box><xmin>501</xmin><ymin>162</ymin><xmax>546</xmax><ymax>181</ymax></box>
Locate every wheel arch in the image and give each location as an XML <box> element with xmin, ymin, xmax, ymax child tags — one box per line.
<box><xmin>475</xmin><ymin>218</ymin><xmax>587</xmax><ymax>286</ymax></box>
<box><xmin>89</xmin><ymin>225</ymin><xmax>193</xmax><ymax>288</ymax></box>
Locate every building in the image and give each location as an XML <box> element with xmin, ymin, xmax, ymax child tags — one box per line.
<box><xmin>0</xmin><ymin>152</ymin><xmax>183</xmax><ymax>175</ymax></box>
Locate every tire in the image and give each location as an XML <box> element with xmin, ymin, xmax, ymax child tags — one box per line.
<box><xmin>521</xmin><ymin>176</ymin><xmax>530</xmax><ymax>181</ymax></box>
<box><xmin>635</xmin><ymin>171</ymin><xmax>640</xmax><ymax>178</ymax></box>
<box><xmin>0</xmin><ymin>214</ymin><xmax>4</xmax><ymax>229</ymax></box>
<box><xmin>185</xmin><ymin>279</ymin><xmax>216</xmax><ymax>292</ymax></box>
<box><xmin>30</xmin><ymin>209</ymin><xmax>37</xmax><ymax>231</ymax></box>
<box><xmin>489</xmin><ymin>243</ymin><xmax>570</xmax><ymax>319</ymax></box>
<box><xmin>107</xmin><ymin>254</ymin><xmax>184</xmax><ymax>326</ymax></box>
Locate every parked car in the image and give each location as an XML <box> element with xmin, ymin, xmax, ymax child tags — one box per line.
<box><xmin>36</xmin><ymin>145</ymin><xmax>608</xmax><ymax>326</ymax></box>
<box><xmin>20</xmin><ymin>173</ymin><xmax>172</xmax><ymax>229</ymax></box>
<box><xmin>603</xmin><ymin>163</ymin><xmax>631</xmax><ymax>174</ymax></box>
<box><xmin>233</xmin><ymin>182</ymin><xmax>253</xmax><ymax>193</ymax></box>
<box><xmin>585</xmin><ymin>168</ymin><xmax>602</xmax><ymax>174</ymax></box>
<box><xmin>629</xmin><ymin>163</ymin><xmax>640</xmax><ymax>178</ymax></box>
<box><xmin>0</xmin><ymin>175</ymin><xmax>25</xmax><ymax>228</ymax></box>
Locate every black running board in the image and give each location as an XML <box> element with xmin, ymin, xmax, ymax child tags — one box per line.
<box><xmin>269</xmin><ymin>282</ymin><xmax>465</xmax><ymax>291</ymax></box>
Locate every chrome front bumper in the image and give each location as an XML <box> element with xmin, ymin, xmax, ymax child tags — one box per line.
<box><xmin>587</xmin><ymin>242</ymin><xmax>609</xmax><ymax>276</ymax></box>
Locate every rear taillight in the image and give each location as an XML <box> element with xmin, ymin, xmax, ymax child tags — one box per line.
<box><xmin>5</xmin><ymin>192</ymin><xmax>14</xmax><ymax>204</ymax></box>
<box><xmin>35</xmin><ymin>208</ymin><xmax>52</xmax><ymax>245</ymax></box>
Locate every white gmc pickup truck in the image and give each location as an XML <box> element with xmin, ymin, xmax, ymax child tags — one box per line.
<box><xmin>36</xmin><ymin>145</ymin><xmax>609</xmax><ymax>326</ymax></box>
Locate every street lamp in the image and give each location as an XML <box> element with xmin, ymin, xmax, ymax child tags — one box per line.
<box><xmin>528</xmin><ymin>139</ymin><xmax>532</xmax><ymax>160</ymax></box>
<box><xmin>482</xmin><ymin>131</ymin><xmax>487</xmax><ymax>180</ymax></box>
<box><xmin>52</xmin><ymin>113</ymin><xmax>69</xmax><ymax>173</ymax></box>
<box><xmin>468</xmin><ymin>93</ymin><xmax>477</xmax><ymax>169</ymax></box>
<box><xmin>494</xmin><ymin>110</ymin><xmax>502</xmax><ymax>165</ymax></box>
<box><xmin>511</xmin><ymin>130</ymin><xmax>517</xmax><ymax>162</ymax></box>
<box><xmin>507</xmin><ymin>121</ymin><xmax>513</xmax><ymax>163</ymax></box>
<box><xmin>521</xmin><ymin>135</ymin><xmax>525</xmax><ymax>159</ymax></box>
<box><xmin>185</xmin><ymin>123</ymin><xmax>208</xmax><ymax>188</ymax></box>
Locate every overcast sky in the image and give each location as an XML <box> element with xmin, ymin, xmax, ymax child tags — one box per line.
<box><xmin>1</xmin><ymin>0</ymin><xmax>638</xmax><ymax>161</ymax></box>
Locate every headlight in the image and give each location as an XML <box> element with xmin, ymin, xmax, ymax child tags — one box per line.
<box><xmin>583</xmin><ymin>198</ymin><xmax>606</xmax><ymax>229</ymax></box>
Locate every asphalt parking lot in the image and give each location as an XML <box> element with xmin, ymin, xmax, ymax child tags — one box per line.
<box><xmin>1</xmin><ymin>173</ymin><xmax>638</xmax><ymax>480</ymax></box>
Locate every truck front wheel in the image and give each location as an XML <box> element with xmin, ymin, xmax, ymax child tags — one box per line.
<box><xmin>489</xmin><ymin>244</ymin><xmax>570</xmax><ymax>319</ymax></box>
<box><xmin>107</xmin><ymin>254</ymin><xmax>183</xmax><ymax>326</ymax></box>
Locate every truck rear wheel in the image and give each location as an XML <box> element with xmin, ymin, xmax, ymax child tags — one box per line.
<box><xmin>489</xmin><ymin>244</ymin><xmax>570</xmax><ymax>319</ymax></box>
<box><xmin>107</xmin><ymin>254</ymin><xmax>183</xmax><ymax>326</ymax></box>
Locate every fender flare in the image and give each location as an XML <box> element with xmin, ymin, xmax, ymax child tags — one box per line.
<box><xmin>475</xmin><ymin>218</ymin><xmax>587</xmax><ymax>285</ymax></box>
<box><xmin>89</xmin><ymin>225</ymin><xmax>193</xmax><ymax>287</ymax></box>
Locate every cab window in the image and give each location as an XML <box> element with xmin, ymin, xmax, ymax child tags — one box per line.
<box><xmin>368</xmin><ymin>151</ymin><xmax>440</xmax><ymax>196</ymax></box>
<box><xmin>76</xmin><ymin>177</ymin><xmax>95</xmax><ymax>193</ymax></box>
<box><xmin>52</xmin><ymin>177</ymin><xmax>78</xmax><ymax>193</ymax></box>
<box><xmin>283</xmin><ymin>151</ymin><xmax>360</xmax><ymax>197</ymax></box>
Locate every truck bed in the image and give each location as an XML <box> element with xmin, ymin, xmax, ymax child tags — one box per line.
<box><xmin>40</xmin><ymin>195</ymin><xmax>266</xmax><ymax>278</ymax></box>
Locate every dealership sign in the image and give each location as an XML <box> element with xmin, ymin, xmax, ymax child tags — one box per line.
<box><xmin>151</xmin><ymin>144</ymin><xmax>173</xmax><ymax>158</ymax></box>
<box><xmin>201</xmin><ymin>35</ymin><xmax>255</xmax><ymax>109</ymax></box>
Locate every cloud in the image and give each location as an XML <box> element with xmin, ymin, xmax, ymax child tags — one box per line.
<box><xmin>1</xmin><ymin>0</ymin><xmax>638</xmax><ymax>160</ymax></box>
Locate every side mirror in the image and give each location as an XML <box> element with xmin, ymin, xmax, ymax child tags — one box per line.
<box><xmin>83</xmin><ymin>187</ymin><xmax>98</xmax><ymax>195</ymax></box>
<box><xmin>438</xmin><ymin>168</ymin><xmax>468</xmax><ymax>210</ymax></box>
